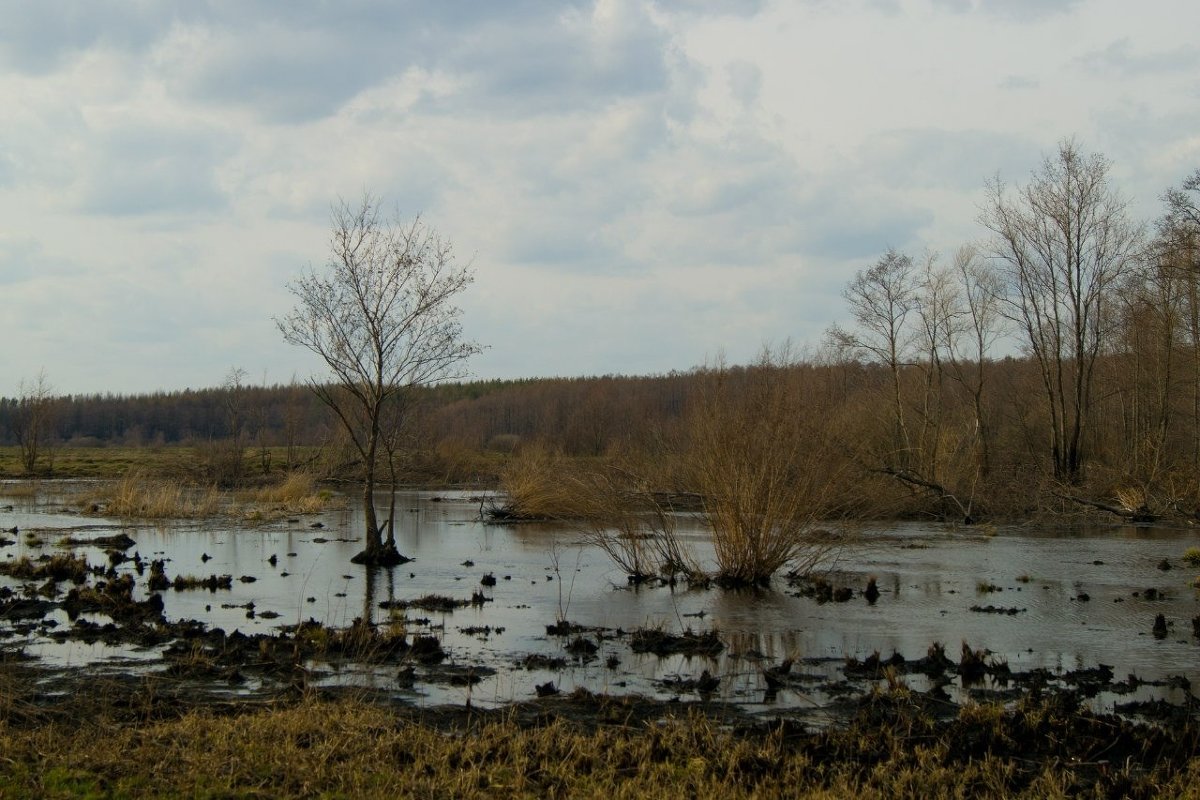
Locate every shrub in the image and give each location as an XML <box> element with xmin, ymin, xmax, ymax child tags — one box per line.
<box><xmin>686</xmin><ymin>347</ymin><xmax>851</xmax><ymax>586</ymax></box>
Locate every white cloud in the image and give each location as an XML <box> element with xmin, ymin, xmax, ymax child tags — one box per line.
<box><xmin>0</xmin><ymin>0</ymin><xmax>1198</xmax><ymax>397</ymax></box>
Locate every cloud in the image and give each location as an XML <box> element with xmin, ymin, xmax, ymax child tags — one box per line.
<box><xmin>726</xmin><ymin>60</ymin><xmax>763</xmax><ymax>107</ymax></box>
<box><xmin>75</xmin><ymin>124</ymin><xmax>233</xmax><ymax>216</ymax></box>
<box><xmin>999</xmin><ymin>75</ymin><xmax>1039</xmax><ymax>90</ymax></box>
<box><xmin>1077</xmin><ymin>38</ymin><xmax>1200</xmax><ymax>77</ymax></box>
<box><xmin>0</xmin><ymin>1</ymin><xmax>174</xmax><ymax>73</ymax></box>
<box><xmin>2</xmin><ymin>0</ymin><xmax>1199</xmax><ymax>396</ymax></box>
<box><xmin>929</xmin><ymin>0</ymin><xmax>1082</xmax><ymax>20</ymax></box>
<box><xmin>859</xmin><ymin>129</ymin><xmax>1040</xmax><ymax>191</ymax></box>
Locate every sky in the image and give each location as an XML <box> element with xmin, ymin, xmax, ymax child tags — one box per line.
<box><xmin>1</xmin><ymin>0</ymin><xmax>1198</xmax><ymax>398</ymax></box>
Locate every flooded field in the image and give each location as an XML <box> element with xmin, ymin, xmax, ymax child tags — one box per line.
<box><xmin>3</xmin><ymin>481</ymin><xmax>1199</xmax><ymax>724</ymax></box>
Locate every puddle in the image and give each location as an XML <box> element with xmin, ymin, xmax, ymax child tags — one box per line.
<box><xmin>3</xmin><ymin>483</ymin><xmax>1200</xmax><ymax>720</ymax></box>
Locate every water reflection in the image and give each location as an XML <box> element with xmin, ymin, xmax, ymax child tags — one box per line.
<box><xmin>2</xmin><ymin>485</ymin><xmax>1200</xmax><ymax>713</ymax></box>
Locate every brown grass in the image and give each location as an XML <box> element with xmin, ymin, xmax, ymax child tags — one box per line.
<box><xmin>240</xmin><ymin>471</ymin><xmax>335</xmax><ymax>517</ymax></box>
<box><xmin>0</xmin><ymin>687</ymin><xmax>1196</xmax><ymax>798</ymax></box>
<box><xmin>94</xmin><ymin>470</ymin><xmax>222</xmax><ymax>519</ymax></box>
<box><xmin>497</xmin><ymin>444</ymin><xmax>592</xmax><ymax>520</ymax></box>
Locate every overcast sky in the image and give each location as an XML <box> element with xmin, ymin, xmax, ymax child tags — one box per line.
<box><xmin>2</xmin><ymin>0</ymin><xmax>1197</xmax><ymax>398</ymax></box>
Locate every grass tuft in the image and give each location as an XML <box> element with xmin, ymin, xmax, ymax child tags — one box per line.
<box><xmin>93</xmin><ymin>470</ymin><xmax>221</xmax><ymax>519</ymax></box>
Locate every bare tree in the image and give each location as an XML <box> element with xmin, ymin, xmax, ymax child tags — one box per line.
<box><xmin>982</xmin><ymin>139</ymin><xmax>1142</xmax><ymax>483</ymax></box>
<box><xmin>14</xmin><ymin>370</ymin><xmax>56</xmax><ymax>475</ymax></box>
<box><xmin>202</xmin><ymin>367</ymin><xmax>249</xmax><ymax>486</ymax></box>
<box><xmin>943</xmin><ymin>245</ymin><xmax>1007</xmax><ymax>479</ymax></box>
<box><xmin>833</xmin><ymin>248</ymin><xmax>919</xmax><ymax>469</ymax></box>
<box><xmin>277</xmin><ymin>194</ymin><xmax>482</xmax><ymax>565</ymax></box>
<box><xmin>1159</xmin><ymin>170</ymin><xmax>1200</xmax><ymax>468</ymax></box>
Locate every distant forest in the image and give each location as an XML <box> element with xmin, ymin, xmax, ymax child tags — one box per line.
<box><xmin>0</xmin><ymin>374</ymin><xmax>692</xmax><ymax>456</ymax></box>
<box><xmin>2</xmin><ymin>145</ymin><xmax>1199</xmax><ymax>523</ymax></box>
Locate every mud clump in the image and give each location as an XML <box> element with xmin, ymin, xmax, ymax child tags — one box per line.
<box><xmin>520</xmin><ymin>654</ymin><xmax>568</xmax><ymax>670</ymax></box>
<box><xmin>630</xmin><ymin>628</ymin><xmax>724</xmax><ymax>657</ymax></box>
<box><xmin>0</xmin><ymin>553</ymin><xmax>91</xmax><ymax>584</ymax></box>
<box><xmin>173</xmin><ymin>574</ymin><xmax>233</xmax><ymax>591</ymax></box>
<box><xmin>565</xmin><ymin>637</ymin><xmax>599</xmax><ymax>658</ymax></box>
<box><xmin>863</xmin><ymin>577</ymin><xmax>880</xmax><ymax>604</ymax></box>
<box><xmin>969</xmin><ymin>605</ymin><xmax>1025</xmax><ymax>615</ymax></box>
<box><xmin>546</xmin><ymin>620</ymin><xmax>582</xmax><ymax>636</ymax></box>
<box><xmin>147</xmin><ymin>560</ymin><xmax>170</xmax><ymax>591</ymax></box>
<box><xmin>844</xmin><ymin>650</ymin><xmax>906</xmax><ymax>678</ymax></box>
<box><xmin>661</xmin><ymin>669</ymin><xmax>721</xmax><ymax>696</ymax></box>
<box><xmin>410</xmin><ymin>635</ymin><xmax>446</xmax><ymax>665</ymax></box>
<box><xmin>63</xmin><ymin>575</ymin><xmax>165</xmax><ymax>623</ymax></box>
<box><xmin>60</xmin><ymin>533</ymin><xmax>137</xmax><ymax>550</ymax></box>
<box><xmin>380</xmin><ymin>594</ymin><xmax>471</xmax><ymax>613</ymax></box>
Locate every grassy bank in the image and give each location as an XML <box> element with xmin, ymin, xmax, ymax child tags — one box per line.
<box><xmin>0</xmin><ymin>444</ymin><xmax>504</xmax><ymax>486</ymax></box>
<box><xmin>0</xmin><ymin>673</ymin><xmax>1196</xmax><ymax>798</ymax></box>
<box><xmin>0</xmin><ymin>445</ymin><xmax>202</xmax><ymax>479</ymax></box>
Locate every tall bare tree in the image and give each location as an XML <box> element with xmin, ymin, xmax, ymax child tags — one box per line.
<box><xmin>833</xmin><ymin>248</ymin><xmax>919</xmax><ymax>469</ymax></box>
<box><xmin>1159</xmin><ymin>169</ymin><xmax>1200</xmax><ymax>468</ymax></box>
<box><xmin>982</xmin><ymin>139</ymin><xmax>1142</xmax><ymax>483</ymax></box>
<box><xmin>278</xmin><ymin>195</ymin><xmax>481</xmax><ymax>565</ymax></box>
<box><xmin>943</xmin><ymin>245</ymin><xmax>1006</xmax><ymax>479</ymax></box>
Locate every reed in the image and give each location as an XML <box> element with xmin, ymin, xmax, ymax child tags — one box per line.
<box><xmin>243</xmin><ymin>471</ymin><xmax>333</xmax><ymax>515</ymax></box>
<box><xmin>100</xmin><ymin>470</ymin><xmax>221</xmax><ymax>519</ymax></box>
<box><xmin>496</xmin><ymin>445</ymin><xmax>593</xmax><ymax>520</ymax></box>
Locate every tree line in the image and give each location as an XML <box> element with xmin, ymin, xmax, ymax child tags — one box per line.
<box><xmin>4</xmin><ymin>141</ymin><xmax>1198</xmax><ymax>526</ymax></box>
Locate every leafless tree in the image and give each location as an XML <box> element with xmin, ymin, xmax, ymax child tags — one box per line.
<box><xmin>215</xmin><ymin>367</ymin><xmax>250</xmax><ymax>485</ymax></box>
<box><xmin>833</xmin><ymin>248</ymin><xmax>919</xmax><ymax>468</ymax></box>
<box><xmin>982</xmin><ymin>139</ymin><xmax>1142</xmax><ymax>483</ymax></box>
<box><xmin>277</xmin><ymin>194</ymin><xmax>481</xmax><ymax>565</ymax></box>
<box><xmin>1159</xmin><ymin>170</ymin><xmax>1200</xmax><ymax>468</ymax></box>
<box><xmin>14</xmin><ymin>370</ymin><xmax>56</xmax><ymax>475</ymax></box>
<box><xmin>943</xmin><ymin>245</ymin><xmax>1007</xmax><ymax>479</ymax></box>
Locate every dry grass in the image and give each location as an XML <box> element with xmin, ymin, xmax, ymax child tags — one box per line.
<box><xmin>240</xmin><ymin>471</ymin><xmax>335</xmax><ymax>517</ymax></box>
<box><xmin>0</xmin><ymin>480</ymin><xmax>40</xmax><ymax>498</ymax></box>
<box><xmin>0</xmin><ymin>553</ymin><xmax>90</xmax><ymax>583</ymax></box>
<box><xmin>78</xmin><ymin>470</ymin><xmax>337</xmax><ymax>521</ymax></box>
<box><xmin>95</xmin><ymin>470</ymin><xmax>222</xmax><ymax>519</ymax></box>
<box><xmin>497</xmin><ymin>444</ymin><xmax>592</xmax><ymax>520</ymax></box>
<box><xmin>0</xmin><ymin>689</ymin><xmax>1195</xmax><ymax>798</ymax></box>
<box><xmin>500</xmin><ymin>447</ymin><xmax>702</xmax><ymax>581</ymax></box>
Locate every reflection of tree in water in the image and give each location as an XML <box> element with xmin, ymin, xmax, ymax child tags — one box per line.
<box><xmin>360</xmin><ymin>566</ymin><xmax>398</xmax><ymax>627</ymax></box>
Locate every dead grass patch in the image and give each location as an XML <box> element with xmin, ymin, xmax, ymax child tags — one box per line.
<box><xmin>0</xmin><ymin>689</ymin><xmax>1195</xmax><ymax>798</ymax></box>
<box><xmin>240</xmin><ymin>471</ymin><xmax>335</xmax><ymax>517</ymax></box>
<box><xmin>87</xmin><ymin>470</ymin><xmax>221</xmax><ymax>519</ymax></box>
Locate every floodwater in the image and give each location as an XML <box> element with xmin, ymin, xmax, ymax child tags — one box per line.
<box><xmin>3</xmin><ymin>481</ymin><xmax>1200</xmax><ymax>720</ymax></box>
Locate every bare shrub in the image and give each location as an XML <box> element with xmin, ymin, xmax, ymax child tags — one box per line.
<box><xmin>495</xmin><ymin>444</ymin><xmax>585</xmax><ymax>520</ymax></box>
<box><xmin>687</xmin><ymin>347</ymin><xmax>851</xmax><ymax>586</ymax></box>
<box><xmin>562</xmin><ymin>462</ymin><xmax>701</xmax><ymax>582</ymax></box>
<box><xmin>497</xmin><ymin>445</ymin><xmax>700</xmax><ymax>580</ymax></box>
